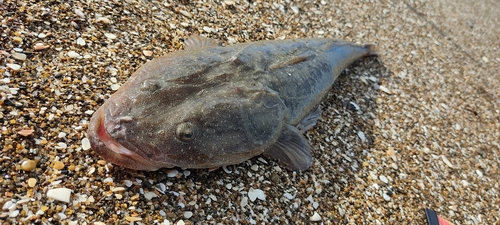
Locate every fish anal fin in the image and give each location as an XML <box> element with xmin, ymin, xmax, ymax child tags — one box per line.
<box><xmin>297</xmin><ymin>106</ymin><xmax>322</xmax><ymax>133</ymax></box>
<box><xmin>263</xmin><ymin>124</ymin><xmax>313</xmax><ymax>171</ymax></box>
<box><xmin>184</xmin><ymin>34</ymin><xmax>221</xmax><ymax>50</ymax></box>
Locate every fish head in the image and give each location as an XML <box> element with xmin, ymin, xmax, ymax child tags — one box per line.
<box><xmin>87</xmin><ymin>59</ymin><xmax>287</xmax><ymax>170</ymax></box>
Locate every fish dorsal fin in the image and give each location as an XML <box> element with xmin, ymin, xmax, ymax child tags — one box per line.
<box><xmin>263</xmin><ymin>124</ymin><xmax>313</xmax><ymax>171</ymax></box>
<box><xmin>184</xmin><ymin>34</ymin><xmax>221</xmax><ymax>50</ymax></box>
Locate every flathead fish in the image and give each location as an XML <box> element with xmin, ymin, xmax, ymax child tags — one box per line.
<box><xmin>87</xmin><ymin>35</ymin><xmax>376</xmax><ymax>171</ymax></box>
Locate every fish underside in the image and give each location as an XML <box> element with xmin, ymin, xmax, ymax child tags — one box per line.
<box><xmin>87</xmin><ymin>35</ymin><xmax>376</xmax><ymax>171</ymax></box>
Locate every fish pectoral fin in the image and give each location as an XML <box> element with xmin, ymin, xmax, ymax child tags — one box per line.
<box><xmin>296</xmin><ymin>106</ymin><xmax>322</xmax><ymax>133</ymax></box>
<box><xmin>184</xmin><ymin>34</ymin><xmax>221</xmax><ymax>50</ymax></box>
<box><xmin>263</xmin><ymin>124</ymin><xmax>313</xmax><ymax>171</ymax></box>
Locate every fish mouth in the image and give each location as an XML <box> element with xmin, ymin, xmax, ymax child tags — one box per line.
<box><xmin>87</xmin><ymin>106</ymin><xmax>163</xmax><ymax>171</ymax></box>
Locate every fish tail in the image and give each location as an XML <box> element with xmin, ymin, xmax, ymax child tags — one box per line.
<box><xmin>364</xmin><ymin>44</ymin><xmax>378</xmax><ymax>56</ymax></box>
<box><xmin>325</xmin><ymin>41</ymin><xmax>378</xmax><ymax>80</ymax></box>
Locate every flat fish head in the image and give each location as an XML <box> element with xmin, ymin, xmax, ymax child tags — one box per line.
<box><xmin>87</xmin><ymin>60</ymin><xmax>286</xmax><ymax>170</ymax></box>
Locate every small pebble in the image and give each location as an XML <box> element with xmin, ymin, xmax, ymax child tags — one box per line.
<box><xmin>34</xmin><ymin>43</ymin><xmax>49</xmax><ymax>50</ymax></box>
<box><xmin>110</xmin><ymin>84</ymin><xmax>120</xmax><ymax>91</ymax></box>
<box><xmin>96</xmin><ymin>17</ymin><xmax>111</xmax><ymax>24</ymax></box>
<box><xmin>379</xmin><ymin>85</ymin><xmax>392</xmax><ymax>94</ymax></box>
<box><xmin>357</xmin><ymin>131</ymin><xmax>366</xmax><ymax>142</ymax></box>
<box><xmin>47</xmin><ymin>188</ymin><xmax>72</xmax><ymax>203</ymax></box>
<box><xmin>67</xmin><ymin>51</ymin><xmax>80</xmax><ymax>58</ymax></box>
<box><xmin>104</xmin><ymin>33</ymin><xmax>117</xmax><ymax>39</ymax></box>
<box><xmin>144</xmin><ymin>191</ymin><xmax>158</xmax><ymax>200</ymax></box>
<box><xmin>87</xmin><ymin>167</ymin><xmax>96</xmax><ymax>175</ymax></box>
<box><xmin>53</xmin><ymin>161</ymin><xmax>64</xmax><ymax>170</ymax></box>
<box><xmin>222</xmin><ymin>166</ymin><xmax>232</xmax><ymax>173</ymax></box>
<box><xmin>167</xmin><ymin>169</ymin><xmax>179</xmax><ymax>177</ymax></box>
<box><xmin>125</xmin><ymin>216</ymin><xmax>142</xmax><ymax>222</ymax></box>
<box><xmin>349</xmin><ymin>102</ymin><xmax>360</xmax><ymax>111</ymax></box>
<box><xmin>248</xmin><ymin>188</ymin><xmax>265</xmax><ymax>202</ymax></box>
<box><xmin>6</xmin><ymin>63</ymin><xmax>21</xmax><ymax>71</ymax></box>
<box><xmin>58</xmin><ymin>132</ymin><xmax>67</xmax><ymax>138</ymax></box>
<box><xmin>179</xmin><ymin>10</ymin><xmax>192</xmax><ymax>18</ymax></box>
<box><xmin>2</xmin><ymin>201</ymin><xmax>14</xmax><ymax>210</ymax></box>
<box><xmin>21</xmin><ymin>160</ymin><xmax>37</xmax><ymax>171</ymax></box>
<box><xmin>11</xmin><ymin>52</ymin><xmax>27</xmax><ymax>60</ymax></box>
<box><xmin>57</xmin><ymin>142</ymin><xmax>67</xmax><ymax>149</ymax></box>
<box><xmin>227</xmin><ymin>37</ymin><xmax>237</xmax><ymax>44</ymax></box>
<box><xmin>76</xmin><ymin>37</ymin><xmax>86</xmax><ymax>46</ymax></box>
<box><xmin>203</xmin><ymin>26</ymin><xmax>216</xmax><ymax>33</ymax></box>
<box><xmin>184</xmin><ymin>211</ymin><xmax>193</xmax><ymax>219</ymax></box>
<box><xmin>379</xmin><ymin>175</ymin><xmax>389</xmax><ymax>184</ymax></box>
<box><xmin>383</xmin><ymin>193</ymin><xmax>391</xmax><ymax>201</ymax></box>
<box><xmin>18</xmin><ymin>129</ymin><xmax>35</xmax><ymax>136</ymax></box>
<box><xmin>12</xmin><ymin>36</ymin><xmax>23</xmax><ymax>43</ymax></box>
<box><xmin>28</xmin><ymin>178</ymin><xmax>37</xmax><ymax>187</ymax></box>
<box><xmin>386</xmin><ymin>147</ymin><xmax>397</xmax><ymax>161</ymax></box>
<box><xmin>143</xmin><ymin>50</ymin><xmax>153</xmax><ymax>56</ymax></box>
<box><xmin>240</xmin><ymin>197</ymin><xmax>248</xmax><ymax>207</ymax></box>
<box><xmin>111</xmin><ymin>187</ymin><xmax>125</xmax><ymax>192</ymax></box>
<box><xmin>310</xmin><ymin>212</ymin><xmax>321</xmax><ymax>221</ymax></box>
<box><xmin>74</xmin><ymin>8</ymin><xmax>85</xmax><ymax>19</ymax></box>
<box><xmin>441</xmin><ymin>155</ymin><xmax>453</xmax><ymax>168</ymax></box>
<box><xmin>9</xmin><ymin>210</ymin><xmax>20</xmax><ymax>218</ymax></box>
<box><xmin>130</xmin><ymin>194</ymin><xmax>139</xmax><ymax>201</ymax></box>
<box><xmin>81</xmin><ymin>138</ymin><xmax>91</xmax><ymax>150</ymax></box>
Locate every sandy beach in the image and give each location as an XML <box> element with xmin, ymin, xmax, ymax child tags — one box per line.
<box><xmin>1</xmin><ymin>0</ymin><xmax>499</xmax><ymax>224</ymax></box>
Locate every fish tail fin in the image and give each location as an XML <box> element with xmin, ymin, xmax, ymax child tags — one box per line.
<box><xmin>364</xmin><ymin>44</ymin><xmax>378</xmax><ymax>56</ymax></box>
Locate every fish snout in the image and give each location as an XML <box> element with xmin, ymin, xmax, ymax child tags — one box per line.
<box><xmin>89</xmin><ymin>107</ymin><xmax>165</xmax><ymax>171</ymax></box>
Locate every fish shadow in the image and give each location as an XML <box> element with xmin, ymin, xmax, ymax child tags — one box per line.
<box><xmin>307</xmin><ymin>55</ymin><xmax>389</xmax><ymax>179</ymax></box>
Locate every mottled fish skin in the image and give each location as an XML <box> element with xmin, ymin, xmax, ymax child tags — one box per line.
<box><xmin>87</xmin><ymin>35</ymin><xmax>376</xmax><ymax>171</ymax></box>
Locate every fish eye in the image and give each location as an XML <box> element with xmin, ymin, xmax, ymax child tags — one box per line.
<box><xmin>176</xmin><ymin>122</ymin><xmax>195</xmax><ymax>142</ymax></box>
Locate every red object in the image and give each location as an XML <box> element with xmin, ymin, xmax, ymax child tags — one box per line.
<box><xmin>438</xmin><ymin>216</ymin><xmax>452</xmax><ymax>225</ymax></box>
<box><xmin>425</xmin><ymin>208</ymin><xmax>454</xmax><ymax>225</ymax></box>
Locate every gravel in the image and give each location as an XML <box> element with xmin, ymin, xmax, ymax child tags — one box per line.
<box><xmin>1</xmin><ymin>0</ymin><xmax>498</xmax><ymax>224</ymax></box>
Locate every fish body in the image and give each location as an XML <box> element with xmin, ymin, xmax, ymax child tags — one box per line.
<box><xmin>87</xmin><ymin>36</ymin><xmax>376</xmax><ymax>171</ymax></box>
